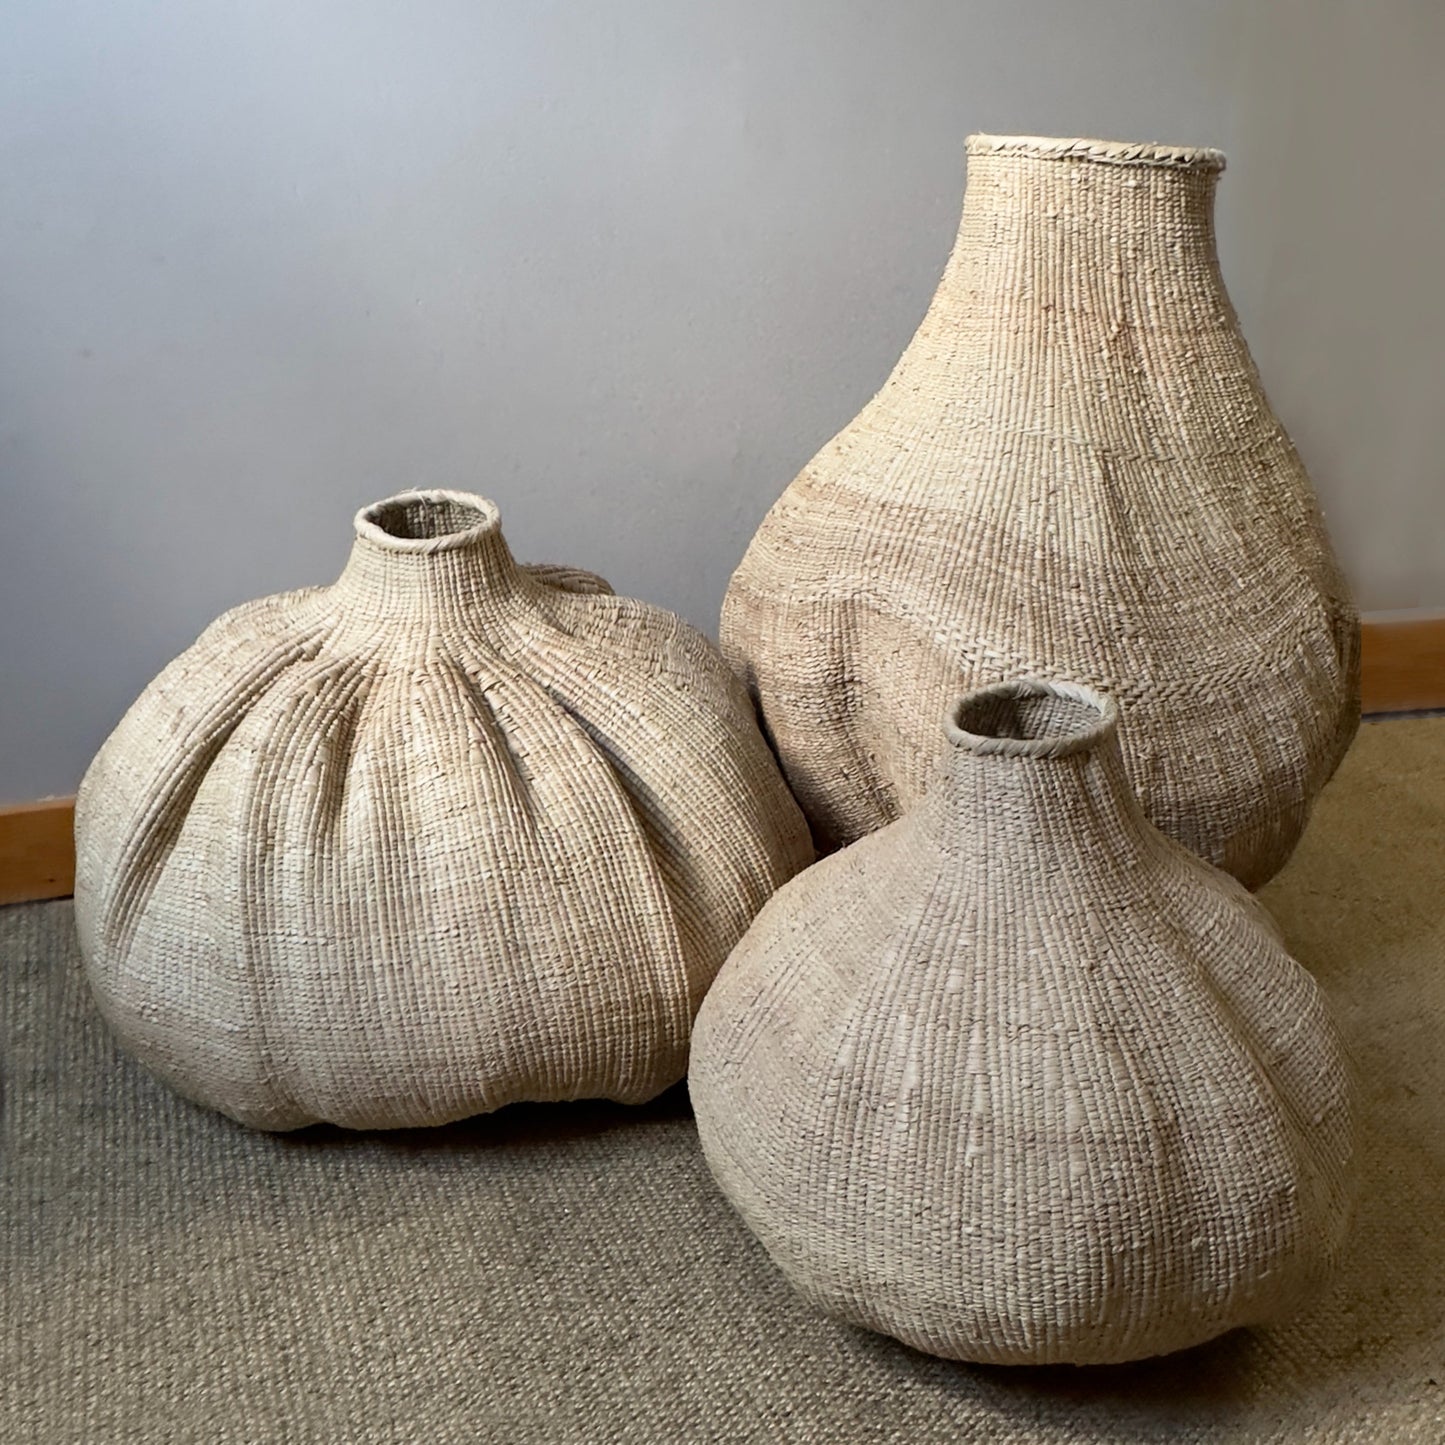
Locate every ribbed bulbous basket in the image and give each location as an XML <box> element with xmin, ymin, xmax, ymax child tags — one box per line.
<box><xmin>689</xmin><ymin>679</ymin><xmax>1355</xmax><ymax>1366</ymax></box>
<box><xmin>74</xmin><ymin>490</ymin><xmax>813</xmax><ymax>1131</ymax></box>
<box><xmin>722</xmin><ymin>134</ymin><xmax>1359</xmax><ymax>888</ymax></box>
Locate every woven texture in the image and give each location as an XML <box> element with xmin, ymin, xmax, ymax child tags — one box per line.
<box><xmin>690</xmin><ymin>680</ymin><xmax>1355</xmax><ymax>1366</ymax></box>
<box><xmin>73</xmin><ymin>490</ymin><xmax>812</xmax><ymax>1131</ymax></box>
<box><xmin>3</xmin><ymin>719</ymin><xmax>1444</xmax><ymax>1442</ymax></box>
<box><xmin>722</xmin><ymin>133</ymin><xmax>1359</xmax><ymax>887</ymax></box>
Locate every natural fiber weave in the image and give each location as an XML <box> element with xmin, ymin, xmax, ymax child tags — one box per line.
<box><xmin>722</xmin><ymin>133</ymin><xmax>1359</xmax><ymax>887</ymax></box>
<box><xmin>4</xmin><ymin>718</ymin><xmax>1445</xmax><ymax>1442</ymax></box>
<box><xmin>73</xmin><ymin>490</ymin><xmax>812</xmax><ymax>1131</ymax></box>
<box><xmin>689</xmin><ymin>680</ymin><xmax>1355</xmax><ymax>1366</ymax></box>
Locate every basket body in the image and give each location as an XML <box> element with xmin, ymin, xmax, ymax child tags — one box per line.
<box><xmin>690</xmin><ymin>681</ymin><xmax>1355</xmax><ymax>1365</ymax></box>
<box><xmin>722</xmin><ymin>134</ymin><xmax>1359</xmax><ymax>886</ymax></box>
<box><xmin>75</xmin><ymin>491</ymin><xmax>813</xmax><ymax>1130</ymax></box>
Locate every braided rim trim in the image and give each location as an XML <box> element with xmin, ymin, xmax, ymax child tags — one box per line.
<box><xmin>966</xmin><ymin>133</ymin><xmax>1226</xmax><ymax>173</ymax></box>
<box><xmin>354</xmin><ymin>490</ymin><xmax>502</xmax><ymax>555</ymax></box>
<box><xmin>945</xmin><ymin>678</ymin><xmax>1119</xmax><ymax>759</ymax></box>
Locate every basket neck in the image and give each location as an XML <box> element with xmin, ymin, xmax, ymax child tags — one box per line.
<box><xmin>919</xmin><ymin>681</ymin><xmax>1154</xmax><ymax>866</ymax></box>
<box><xmin>329</xmin><ymin>490</ymin><xmax>531</xmax><ymax>634</ymax></box>
<box><xmin>948</xmin><ymin>135</ymin><xmax>1228</xmax><ymax>333</ymax></box>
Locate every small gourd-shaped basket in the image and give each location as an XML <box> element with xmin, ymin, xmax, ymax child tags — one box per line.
<box><xmin>690</xmin><ymin>678</ymin><xmax>1355</xmax><ymax>1365</ymax></box>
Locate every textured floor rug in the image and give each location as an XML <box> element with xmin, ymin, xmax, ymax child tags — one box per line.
<box><xmin>4</xmin><ymin>718</ymin><xmax>1443</xmax><ymax>1443</ymax></box>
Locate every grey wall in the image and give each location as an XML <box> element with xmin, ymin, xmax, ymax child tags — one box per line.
<box><xmin>2</xmin><ymin>0</ymin><xmax>1440</xmax><ymax>801</ymax></box>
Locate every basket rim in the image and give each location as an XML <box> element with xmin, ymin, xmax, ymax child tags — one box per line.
<box><xmin>353</xmin><ymin>489</ymin><xmax>503</xmax><ymax>554</ymax></box>
<box><xmin>966</xmin><ymin>133</ymin><xmax>1226</xmax><ymax>172</ymax></box>
<box><xmin>945</xmin><ymin>678</ymin><xmax>1119</xmax><ymax>759</ymax></box>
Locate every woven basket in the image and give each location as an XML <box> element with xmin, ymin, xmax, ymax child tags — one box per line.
<box><xmin>689</xmin><ymin>679</ymin><xmax>1355</xmax><ymax>1365</ymax></box>
<box><xmin>74</xmin><ymin>490</ymin><xmax>813</xmax><ymax>1131</ymax></box>
<box><xmin>722</xmin><ymin>134</ymin><xmax>1359</xmax><ymax>888</ymax></box>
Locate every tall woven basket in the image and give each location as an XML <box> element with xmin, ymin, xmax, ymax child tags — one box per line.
<box><xmin>689</xmin><ymin>679</ymin><xmax>1356</xmax><ymax>1366</ymax></box>
<box><xmin>722</xmin><ymin>134</ymin><xmax>1359</xmax><ymax>887</ymax></box>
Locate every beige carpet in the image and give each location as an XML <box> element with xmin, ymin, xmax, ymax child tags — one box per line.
<box><xmin>4</xmin><ymin>717</ymin><xmax>1443</xmax><ymax>1443</ymax></box>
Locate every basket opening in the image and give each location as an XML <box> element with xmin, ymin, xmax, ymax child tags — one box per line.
<box><xmin>946</xmin><ymin>681</ymin><xmax>1116</xmax><ymax>758</ymax></box>
<box><xmin>366</xmin><ymin>495</ymin><xmax>493</xmax><ymax>542</ymax></box>
<box><xmin>956</xmin><ymin>690</ymin><xmax>1099</xmax><ymax>743</ymax></box>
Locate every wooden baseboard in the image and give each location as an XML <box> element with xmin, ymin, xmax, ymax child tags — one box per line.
<box><xmin>0</xmin><ymin>797</ymin><xmax>76</xmax><ymax>906</ymax></box>
<box><xmin>0</xmin><ymin>613</ymin><xmax>1440</xmax><ymax>907</ymax></box>
<box><xmin>1360</xmin><ymin>613</ymin><xmax>1445</xmax><ymax>715</ymax></box>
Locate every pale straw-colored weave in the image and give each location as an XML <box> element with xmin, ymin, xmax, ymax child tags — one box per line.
<box><xmin>722</xmin><ymin>134</ymin><xmax>1359</xmax><ymax>887</ymax></box>
<box><xmin>689</xmin><ymin>680</ymin><xmax>1356</xmax><ymax>1366</ymax></box>
<box><xmin>74</xmin><ymin>490</ymin><xmax>813</xmax><ymax>1131</ymax></box>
